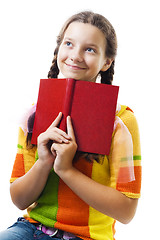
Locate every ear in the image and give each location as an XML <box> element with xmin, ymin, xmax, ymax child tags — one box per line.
<box><xmin>101</xmin><ymin>58</ymin><xmax>113</xmax><ymax>72</ymax></box>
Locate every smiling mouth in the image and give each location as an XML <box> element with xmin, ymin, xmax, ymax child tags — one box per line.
<box><xmin>65</xmin><ymin>63</ymin><xmax>86</xmax><ymax>70</ymax></box>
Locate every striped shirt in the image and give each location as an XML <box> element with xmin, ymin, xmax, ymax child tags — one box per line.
<box><xmin>10</xmin><ymin>105</ymin><xmax>141</xmax><ymax>240</ymax></box>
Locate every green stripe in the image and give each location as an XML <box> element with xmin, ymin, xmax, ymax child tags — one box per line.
<box><xmin>35</xmin><ymin>150</ymin><xmax>39</xmax><ymax>161</ymax></box>
<box><xmin>30</xmin><ymin>169</ymin><xmax>59</xmax><ymax>227</ymax></box>
<box><xmin>17</xmin><ymin>144</ymin><xmax>23</xmax><ymax>149</ymax></box>
<box><xmin>133</xmin><ymin>155</ymin><xmax>141</xmax><ymax>160</ymax></box>
<box><xmin>31</xmin><ymin>151</ymin><xmax>59</xmax><ymax>226</ymax></box>
<box><xmin>121</xmin><ymin>155</ymin><xmax>141</xmax><ymax>162</ymax></box>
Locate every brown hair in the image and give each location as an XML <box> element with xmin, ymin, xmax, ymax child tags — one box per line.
<box><xmin>48</xmin><ymin>11</ymin><xmax>117</xmax><ymax>84</ymax></box>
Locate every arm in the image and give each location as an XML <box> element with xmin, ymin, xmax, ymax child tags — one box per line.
<box><xmin>10</xmin><ymin>112</ymin><xmax>71</xmax><ymax>210</ymax></box>
<box><xmin>53</xmin><ymin>116</ymin><xmax>138</xmax><ymax>224</ymax></box>
<box><xmin>56</xmin><ymin>167</ymin><xmax>138</xmax><ymax>224</ymax></box>
<box><xmin>10</xmin><ymin>159</ymin><xmax>52</xmax><ymax>210</ymax></box>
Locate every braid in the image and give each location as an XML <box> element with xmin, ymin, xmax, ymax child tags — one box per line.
<box><xmin>100</xmin><ymin>61</ymin><xmax>115</xmax><ymax>85</ymax></box>
<box><xmin>48</xmin><ymin>46</ymin><xmax>59</xmax><ymax>78</ymax></box>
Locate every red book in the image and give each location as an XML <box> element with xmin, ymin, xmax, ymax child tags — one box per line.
<box><xmin>31</xmin><ymin>78</ymin><xmax>119</xmax><ymax>155</ymax></box>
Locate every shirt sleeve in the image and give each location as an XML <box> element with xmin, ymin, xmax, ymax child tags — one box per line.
<box><xmin>10</xmin><ymin>127</ymin><xmax>37</xmax><ymax>183</ymax></box>
<box><xmin>109</xmin><ymin>109</ymin><xmax>142</xmax><ymax>199</ymax></box>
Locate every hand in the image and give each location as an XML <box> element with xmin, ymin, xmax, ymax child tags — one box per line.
<box><xmin>37</xmin><ymin>112</ymin><xmax>71</xmax><ymax>170</ymax></box>
<box><xmin>51</xmin><ymin>116</ymin><xmax>77</xmax><ymax>174</ymax></box>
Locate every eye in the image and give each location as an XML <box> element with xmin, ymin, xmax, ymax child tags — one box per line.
<box><xmin>86</xmin><ymin>48</ymin><xmax>96</xmax><ymax>53</ymax></box>
<box><xmin>65</xmin><ymin>41</ymin><xmax>72</xmax><ymax>47</ymax></box>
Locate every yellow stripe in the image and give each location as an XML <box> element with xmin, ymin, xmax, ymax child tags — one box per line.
<box><xmin>10</xmin><ymin>177</ymin><xmax>18</xmax><ymax>183</ymax></box>
<box><xmin>120</xmin><ymin>110</ymin><xmax>141</xmax><ymax>156</ymax></box>
<box><xmin>134</xmin><ymin>160</ymin><xmax>141</xmax><ymax>166</ymax></box>
<box><xmin>119</xmin><ymin>159</ymin><xmax>141</xmax><ymax>168</ymax></box>
<box><xmin>17</xmin><ymin>148</ymin><xmax>23</xmax><ymax>154</ymax></box>
<box><xmin>122</xmin><ymin>192</ymin><xmax>141</xmax><ymax>199</ymax></box>
<box><xmin>18</xmin><ymin>127</ymin><xmax>37</xmax><ymax>174</ymax></box>
<box><xmin>89</xmin><ymin>156</ymin><xmax>114</xmax><ymax>240</ymax></box>
<box><xmin>116</xmin><ymin>105</ymin><xmax>127</xmax><ymax>117</ymax></box>
<box><xmin>23</xmin><ymin>146</ymin><xmax>37</xmax><ymax>174</ymax></box>
<box><xmin>18</xmin><ymin>127</ymin><xmax>26</xmax><ymax>146</ymax></box>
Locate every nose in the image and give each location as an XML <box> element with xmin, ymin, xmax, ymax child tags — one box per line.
<box><xmin>70</xmin><ymin>47</ymin><xmax>83</xmax><ymax>63</ymax></box>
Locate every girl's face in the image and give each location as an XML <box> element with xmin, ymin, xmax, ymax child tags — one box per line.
<box><xmin>57</xmin><ymin>22</ymin><xmax>112</xmax><ymax>82</ymax></box>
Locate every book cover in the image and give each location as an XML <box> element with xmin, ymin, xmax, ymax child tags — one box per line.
<box><xmin>31</xmin><ymin>78</ymin><xmax>119</xmax><ymax>155</ymax></box>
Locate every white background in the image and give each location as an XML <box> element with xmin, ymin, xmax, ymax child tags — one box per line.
<box><xmin>0</xmin><ymin>0</ymin><xmax>160</xmax><ymax>239</ymax></box>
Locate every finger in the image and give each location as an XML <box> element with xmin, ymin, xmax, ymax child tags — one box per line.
<box><xmin>51</xmin><ymin>142</ymin><xmax>62</xmax><ymax>153</ymax></box>
<box><xmin>48</xmin><ymin>112</ymin><xmax>63</xmax><ymax>129</ymax></box>
<box><xmin>46</xmin><ymin>130</ymin><xmax>69</xmax><ymax>144</ymax></box>
<box><xmin>54</xmin><ymin>128</ymin><xmax>71</xmax><ymax>140</ymax></box>
<box><xmin>67</xmin><ymin>116</ymin><xmax>76</xmax><ymax>142</ymax></box>
<box><xmin>38</xmin><ymin>128</ymin><xmax>68</xmax><ymax>145</ymax></box>
<box><xmin>50</xmin><ymin>144</ymin><xmax>57</xmax><ymax>157</ymax></box>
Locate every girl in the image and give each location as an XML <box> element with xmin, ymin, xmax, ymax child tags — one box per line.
<box><xmin>0</xmin><ymin>11</ymin><xmax>141</xmax><ymax>240</ymax></box>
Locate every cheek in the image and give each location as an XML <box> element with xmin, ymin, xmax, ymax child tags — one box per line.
<box><xmin>58</xmin><ymin>45</ymin><xmax>68</xmax><ymax>59</ymax></box>
<box><xmin>57</xmin><ymin>49</ymin><xmax>68</xmax><ymax>68</ymax></box>
<box><xmin>87</xmin><ymin>59</ymin><xmax>99</xmax><ymax>72</ymax></box>
<box><xmin>57</xmin><ymin>50</ymin><xmax>64</xmax><ymax>68</ymax></box>
<box><xmin>86</xmin><ymin>55</ymin><xmax>99</xmax><ymax>66</ymax></box>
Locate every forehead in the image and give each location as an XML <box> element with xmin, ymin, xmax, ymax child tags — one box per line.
<box><xmin>64</xmin><ymin>22</ymin><xmax>106</xmax><ymax>47</ymax></box>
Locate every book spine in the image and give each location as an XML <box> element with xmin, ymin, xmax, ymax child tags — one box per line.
<box><xmin>60</xmin><ymin>78</ymin><xmax>75</xmax><ymax>131</ymax></box>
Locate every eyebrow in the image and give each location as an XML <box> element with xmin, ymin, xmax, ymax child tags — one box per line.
<box><xmin>86</xmin><ymin>43</ymin><xmax>99</xmax><ymax>49</ymax></box>
<box><xmin>63</xmin><ymin>37</ymin><xmax>99</xmax><ymax>49</ymax></box>
<box><xmin>63</xmin><ymin>37</ymin><xmax>73</xmax><ymax>42</ymax></box>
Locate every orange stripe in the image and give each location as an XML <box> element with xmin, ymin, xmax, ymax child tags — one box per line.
<box><xmin>55</xmin><ymin>157</ymin><xmax>93</xmax><ymax>238</ymax></box>
<box><xmin>24</xmin><ymin>217</ymin><xmax>38</xmax><ymax>223</ymax></box>
<box><xmin>117</xmin><ymin>166</ymin><xmax>135</xmax><ymax>183</ymax></box>
<box><xmin>126</xmin><ymin>106</ymin><xmax>134</xmax><ymax>112</ymax></box>
<box><xmin>11</xmin><ymin>153</ymin><xmax>25</xmax><ymax>179</ymax></box>
<box><xmin>116</xmin><ymin>166</ymin><xmax>142</xmax><ymax>194</ymax></box>
<box><xmin>112</xmin><ymin>220</ymin><xmax>116</xmax><ymax>240</ymax></box>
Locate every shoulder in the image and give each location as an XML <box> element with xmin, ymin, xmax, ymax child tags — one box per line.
<box><xmin>19</xmin><ymin>104</ymin><xmax>36</xmax><ymax>135</ymax></box>
<box><xmin>117</xmin><ymin>105</ymin><xmax>139</xmax><ymax>133</ymax></box>
<box><xmin>117</xmin><ymin>105</ymin><xmax>141</xmax><ymax>153</ymax></box>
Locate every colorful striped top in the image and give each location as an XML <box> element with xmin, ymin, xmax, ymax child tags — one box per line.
<box><xmin>10</xmin><ymin>105</ymin><xmax>142</xmax><ymax>240</ymax></box>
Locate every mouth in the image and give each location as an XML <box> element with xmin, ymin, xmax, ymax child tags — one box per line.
<box><xmin>65</xmin><ymin>62</ymin><xmax>86</xmax><ymax>70</ymax></box>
